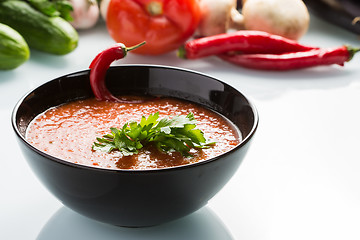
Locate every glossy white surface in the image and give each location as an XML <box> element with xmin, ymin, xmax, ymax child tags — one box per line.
<box><xmin>1</xmin><ymin>16</ymin><xmax>360</xmax><ymax>240</ymax></box>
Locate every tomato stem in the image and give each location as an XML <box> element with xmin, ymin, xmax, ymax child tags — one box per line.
<box><xmin>146</xmin><ymin>1</ymin><xmax>163</xmax><ymax>16</ymax></box>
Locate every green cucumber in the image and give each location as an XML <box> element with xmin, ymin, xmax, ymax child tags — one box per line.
<box><xmin>0</xmin><ymin>0</ymin><xmax>78</xmax><ymax>55</ymax></box>
<box><xmin>0</xmin><ymin>23</ymin><xmax>30</xmax><ymax>70</ymax></box>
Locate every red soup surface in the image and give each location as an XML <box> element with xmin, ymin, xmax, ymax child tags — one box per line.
<box><xmin>26</xmin><ymin>97</ymin><xmax>241</xmax><ymax>170</ymax></box>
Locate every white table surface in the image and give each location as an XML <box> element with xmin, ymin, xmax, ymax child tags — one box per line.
<box><xmin>1</xmin><ymin>15</ymin><xmax>360</xmax><ymax>240</ymax></box>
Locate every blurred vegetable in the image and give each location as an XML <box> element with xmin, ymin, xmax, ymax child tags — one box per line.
<box><xmin>0</xmin><ymin>23</ymin><xmax>30</xmax><ymax>70</ymax></box>
<box><xmin>219</xmin><ymin>45</ymin><xmax>359</xmax><ymax>70</ymax></box>
<box><xmin>106</xmin><ymin>0</ymin><xmax>201</xmax><ymax>55</ymax></box>
<box><xmin>27</xmin><ymin>0</ymin><xmax>74</xmax><ymax>21</ymax></box>
<box><xmin>180</xmin><ymin>29</ymin><xmax>359</xmax><ymax>71</ymax></box>
<box><xmin>0</xmin><ymin>0</ymin><xmax>78</xmax><ymax>55</ymax></box>
<box><xmin>196</xmin><ymin>0</ymin><xmax>244</xmax><ymax>37</ymax></box>
<box><xmin>70</xmin><ymin>0</ymin><xmax>100</xmax><ymax>29</ymax></box>
<box><xmin>241</xmin><ymin>0</ymin><xmax>310</xmax><ymax>40</ymax></box>
<box><xmin>197</xmin><ymin>0</ymin><xmax>309</xmax><ymax>40</ymax></box>
<box><xmin>178</xmin><ymin>30</ymin><xmax>317</xmax><ymax>59</ymax></box>
<box><xmin>303</xmin><ymin>0</ymin><xmax>360</xmax><ymax>35</ymax></box>
<box><xmin>99</xmin><ymin>0</ymin><xmax>110</xmax><ymax>21</ymax></box>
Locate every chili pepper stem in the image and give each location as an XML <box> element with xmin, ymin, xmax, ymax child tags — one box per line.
<box><xmin>121</xmin><ymin>41</ymin><xmax>147</xmax><ymax>58</ymax></box>
<box><xmin>346</xmin><ymin>45</ymin><xmax>360</xmax><ymax>61</ymax></box>
<box><xmin>177</xmin><ymin>46</ymin><xmax>187</xmax><ymax>59</ymax></box>
<box><xmin>126</xmin><ymin>41</ymin><xmax>147</xmax><ymax>52</ymax></box>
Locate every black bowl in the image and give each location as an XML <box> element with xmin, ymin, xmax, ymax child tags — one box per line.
<box><xmin>12</xmin><ymin>65</ymin><xmax>258</xmax><ymax>227</ymax></box>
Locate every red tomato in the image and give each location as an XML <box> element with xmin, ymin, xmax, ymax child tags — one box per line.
<box><xmin>106</xmin><ymin>0</ymin><xmax>201</xmax><ymax>55</ymax></box>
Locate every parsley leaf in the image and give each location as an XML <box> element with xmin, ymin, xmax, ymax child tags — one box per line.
<box><xmin>93</xmin><ymin>112</ymin><xmax>216</xmax><ymax>157</ymax></box>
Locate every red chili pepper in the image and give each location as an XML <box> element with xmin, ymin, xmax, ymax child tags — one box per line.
<box><xmin>178</xmin><ymin>31</ymin><xmax>318</xmax><ymax>59</ymax></box>
<box><xmin>89</xmin><ymin>42</ymin><xmax>146</xmax><ymax>102</ymax></box>
<box><xmin>218</xmin><ymin>45</ymin><xmax>359</xmax><ymax>71</ymax></box>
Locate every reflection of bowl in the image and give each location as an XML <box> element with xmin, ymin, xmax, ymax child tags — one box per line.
<box><xmin>12</xmin><ymin>65</ymin><xmax>258</xmax><ymax>227</ymax></box>
<box><xmin>37</xmin><ymin>206</ymin><xmax>233</xmax><ymax>240</ymax></box>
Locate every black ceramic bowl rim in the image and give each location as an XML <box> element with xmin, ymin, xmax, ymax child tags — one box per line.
<box><xmin>12</xmin><ymin>64</ymin><xmax>259</xmax><ymax>174</ymax></box>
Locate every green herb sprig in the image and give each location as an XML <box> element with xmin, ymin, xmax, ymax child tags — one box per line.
<box><xmin>93</xmin><ymin>112</ymin><xmax>215</xmax><ymax>157</ymax></box>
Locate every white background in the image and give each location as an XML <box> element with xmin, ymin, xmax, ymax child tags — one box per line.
<box><xmin>1</xmin><ymin>14</ymin><xmax>360</xmax><ymax>240</ymax></box>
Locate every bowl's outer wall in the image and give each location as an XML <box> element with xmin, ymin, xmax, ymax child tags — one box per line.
<box><xmin>13</xmin><ymin>66</ymin><xmax>257</xmax><ymax>227</ymax></box>
<box><xmin>18</xmin><ymin>137</ymin><xmax>251</xmax><ymax>226</ymax></box>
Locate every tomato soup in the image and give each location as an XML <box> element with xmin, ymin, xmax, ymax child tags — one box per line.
<box><xmin>26</xmin><ymin>97</ymin><xmax>240</xmax><ymax>170</ymax></box>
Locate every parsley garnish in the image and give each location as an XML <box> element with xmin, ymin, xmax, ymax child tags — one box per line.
<box><xmin>93</xmin><ymin>112</ymin><xmax>215</xmax><ymax>157</ymax></box>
